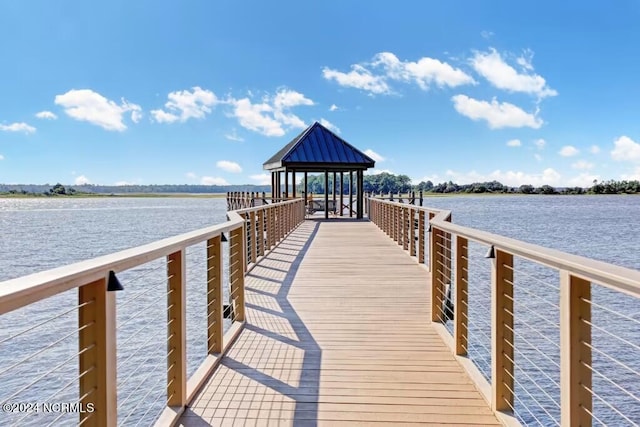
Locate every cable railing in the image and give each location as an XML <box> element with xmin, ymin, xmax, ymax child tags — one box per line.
<box><xmin>368</xmin><ymin>197</ymin><xmax>640</xmax><ymax>426</ymax></box>
<box><xmin>0</xmin><ymin>198</ymin><xmax>305</xmax><ymax>427</ymax></box>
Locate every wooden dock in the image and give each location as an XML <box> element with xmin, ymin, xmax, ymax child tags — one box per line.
<box><xmin>179</xmin><ymin>219</ymin><xmax>500</xmax><ymax>426</ymax></box>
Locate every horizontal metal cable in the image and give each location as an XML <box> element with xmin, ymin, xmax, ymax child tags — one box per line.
<box><xmin>512</xmin><ymin>295</ymin><xmax>561</xmax><ymax>333</ymax></box>
<box><xmin>580</xmin><ymin>359</ymin><xmax>640</xmax><ymax>407</ymax></box>
<box><xmin>581</xmin><ymin>382</ymin><xmax>639</xmax><ymax>426</ymax></box>
<box><xmin>0</xmin><ymin>299</ymin><xmax>94</xmax><ymax>345</ymax></box>
<box><xmin>119</xmin><ymin>357</ymin><xmax>166</xmax><ymax>410</ymax></box>
<box><xmin>503</xmin><ymin>322</ymin><xmax>561</xmax><ymax>372</ymax></box>
<box><xmin>121</xmin><ymin>372</ymin><xmax>167</xmax><ymax>426</ymax></box>
<box><xmin>579</xmin><ymin>403</ymin><xmax>607</xmax><ymax>426</ymax></box>
<box><xmin>43</xmin><ymin>347</ymin><xmax>95</xmax><ymax>402</ymax></box>
<box><xmin>503</xmin><ymin>263</ymin><xmax>560</xmax><ymax>293</ymax></box>
<box><xmin>583</xmin><ymin>341</ymin><xmax>640</xmax><ymax>379</ymax></box>
<box><xmin>120</xmin><ymin>261</ymin><xmax>168</xmax><ymax>286</ymax></box>
<box><xmin>505</xmin><ymin>374</ymin><xmax>560</xmax><ymax>426</ymax></box>
<box><xmin>1</xmin><ymin>346</ymin><xmax>86</xmax><ymax>405</ymax></box>
<box><xmin>119</xmin><ymin>298</ymin><xmax>166</xmax><ymax>330</ymax></box>
<box><xmin>582</xmin><ymin>297</ymin><xmax>640</xmax><ymax>326</ymax></box>
<box><xmin>583</xmin><ymin>320</ymin><xmax>640</xmax><ymax>353</ymax></box>
<box><xmin>503</xmin><ymin>352</ymin><xmax>561</xmax><ymax>411</ymax></box>
<box><xmin>505</xmin><ymin>277</ymin><xmax>559</xmax><ymax>310</ymax></box>
<box><xmin>117</xmin><ymin>334</ymin><xmax>161</xmax><ymax>381</ymax></box>
<box><xmin>0</xmin><ymin>321</ymin><xmax>94</xmax><ymax>378</ymax></box>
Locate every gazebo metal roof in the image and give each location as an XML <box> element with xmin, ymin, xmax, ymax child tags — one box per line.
<box><xmin>263</xmin><ymin>121</ymin><xmax>375</xmax><ymax>172</ymax></box>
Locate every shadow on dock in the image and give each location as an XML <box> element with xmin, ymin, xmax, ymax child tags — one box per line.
<box><xmin>183</xmin><ymin>222</ymin><xmax>322</xmax><ymax>426</ymax></box>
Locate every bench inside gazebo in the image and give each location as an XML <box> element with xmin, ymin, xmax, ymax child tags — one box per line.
<box><xmin>263</xmin><ymin>121</ymin><xmax>375</xmax><ymax>219</ymax></box>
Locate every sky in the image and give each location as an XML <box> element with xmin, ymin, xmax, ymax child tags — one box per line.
<box><xmin>1</xmin><ymin>1</ymin><xmax>640</xmax><ymax>188</ymax></box>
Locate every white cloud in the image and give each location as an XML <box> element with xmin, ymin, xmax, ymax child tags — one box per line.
<box><xmin>201</xmin><ymin>176</ymin><xmax>229</xmax><ymax>186</ymax></box>
<box><xmin>114</xmin><ymin>181</ymin><xmax>134</xmax><ymax>186</ymax></box>
<box><xmin>35</xmin><ymin>111</ymin><xmax>58</xmax><ymax>120</ymax></box>
<box><xmin>216</xmin><ymin>160</ymin><xmax>242</xmax><ymax>173</ymax></box>
<box><xmin>451</xmin><ymin>95</ymin><xmax>543</xmax><ymax>129</ymax></box>
<box><xmin>150</xmin><ymin>109</ymin><xmax>179</xmax><ymax>124</ymax></box>
<box><xmin>74</xmin><ymin>175</ymin><xmax>91</xmax><ymax>185</ymax></box>
<box><xmin>572</xmin><ymin>160</ymin><xmax>594</xmax><ymax>170</ymax></box>
<box><xmin>151</xmin><ymin>86</ymin><xmax>218</xmax><ymax>123</ymax></box>
<box><xmin>506</xmin><ymin>139</ymin><xmax>521</xmax><ymax>147</ymax></box>
<box><xmin>559</xmin><ymin>145</ymin><xmax>579</xmax><ymax>157</ymax></box>
<box><xmin>229</xmin><ymin>89</ymin><xmax>312</xmax><ymax>137</ymax></box>
<box><xmin>249</xmin><ymin>173</ymin><xmax>271</xmax><ymax>185</ymax></box>
<box><xmin>480</xmin><ymin>30</ymin><xmax>494</xmax><ymax>40</ymax></box>
<box><xmin>621</xmin><ymin>167</ymin><xmax>640</xmax><ymax>181</ymax></box>
<box><xmin>230</xmin><ymin>98</ymin><xmax>283</xmax><ymax>136</ymax></box>
<box><xmin>185</xmin><ymin>172</ymin><xmax>197</xmax><ymax>179</ymax></box>
<box><xmin>567</xmin><ymin>173</ymin><xmax>600</xmax><ymax>187</ymax></box>
<box><xmin>445</xmin><ymin>168</ymin><xmax>562</xmax><ymax>187</ymax></box>
<box><xmin>323</xmin><ymin>51</ymin><xmax>474</xmax><ymax>96</ymax></box>
<box><xmin>0</xmin><ymin>122</ymin><xmax>36</xmax><ymax>134</ymax></box>
<box><xmin>329</xmin><ymin>104</ymin><xmax>339</xmax><ymax>111</ymax></box>
<box><xmin>471</xmin><ymin>48</ymin><xmax>557</xmax><ymax>98</ymax></box>
<box><xmin>535</xmin><ymin>138</ymin><xmax>546</xmax><ymax>149</ymax></box>
<box><xmin>611</xmin><ymin>136</ymin><xmax>640</xmax><ymax>162</ymax></box>
<box><xmin>0</xmin><ymin>154</ymin><xmax>4</xmax><ymax>160</ymax></box>
<box><xmin>534</xmin><ymin>154</ymin><xmax>543</xmax><ymax>161</ymax></box>
<box><xmin>224</xmin><ymin>129</ymin><xmax>244</xmax><ymax>142</ymax></box>
<box><xmin>54</xmin><ymin>89</ymin><xmax>141</xmax><ymax>131</ymax></box>
<box><xmin>590</xmin><ymin>145</ymin><xmax>601</xmax><ymax>154</ymax></box>
<box><xmin>322</xmin><ymin>64</ymin><xmax>391</xmax><ymax>95</ymax></box>
<box><xmin>365</xmin><ymin>168</ymin><xmax>395</xmax><ymax>175</ymax></box>
<box><xmin>373</xmin><ymin>52</ymin><xmax>475</xmax><ymax>90</ymax></box>
<box><xmin>319</xmin><ymin>118</ymin><xmax>340</xmax><ymax>134</ymax></box>
<box><xmin>364</xmin><ymin>149</ymin><xmax>385</xmax><ymax>162</ymax></box>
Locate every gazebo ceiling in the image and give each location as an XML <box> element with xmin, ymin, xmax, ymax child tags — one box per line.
<box><xmin>263</xmin><ymin>121</ymin><xmax>375</xmax><ymax>171</ymax></box>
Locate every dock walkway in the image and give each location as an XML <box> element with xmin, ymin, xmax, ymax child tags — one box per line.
<box><xmin>179</xmin><ymin>219</ymin><xmax>500</xmax><ymax>426</ymax></box>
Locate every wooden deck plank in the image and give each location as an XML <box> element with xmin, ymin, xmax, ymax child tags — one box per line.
<box><xmin>178</xmin><ymin>219</ymin><xmax>500</xmax><ymax>426</ymax></box>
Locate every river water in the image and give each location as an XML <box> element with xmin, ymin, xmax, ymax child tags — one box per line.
<box><xmin>0</xmin><ymin>195</ymin><xmax>638</xmax><ymax>425</ymax></box>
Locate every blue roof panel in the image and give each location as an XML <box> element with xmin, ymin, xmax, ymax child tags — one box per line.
<box><xmin>262</xmin><ymin>122</ymin><xmax>375</xmax><ymax>169</ymax></box>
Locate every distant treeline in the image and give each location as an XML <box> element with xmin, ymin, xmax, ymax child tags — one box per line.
<box><xmin>0</xmin><ymin>183</ymin><xmax>271</xmax><ymax>196</ymax></box>
<box><xmin>2</xmin><ymin>174</ymin><xmax>639</xmax><ymax>196</ymax></box>
<box><xmin>299</xmin><ymin>173</ymin><xmax>640</xmax><ymax>195</ymax></box>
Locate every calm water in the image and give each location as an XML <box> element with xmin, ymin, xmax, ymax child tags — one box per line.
<box><xmin>1</xmin><ymin>195</ymin><xmax>639</xmax><ymax>425</ymax></box>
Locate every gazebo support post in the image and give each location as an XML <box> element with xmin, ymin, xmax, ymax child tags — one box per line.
<box><xmin>357</xmin><ymin>170</ymin><xmax>364</xmax><ymax>219</ymax></box>
<box><xmin>340</xmin><ymin>172</ymin><xmax>344</xmax><ymax>216</ymax></box>
<box><xmin>324</xmin><ymin>170</ymin><xmax>329</xmax><ymax>219</ymax></box>
<box><xmin>284</xmin><ymin>170</ymin><xmax>289</xmax><ymax>199</ymax></box>
<box><xmin>292</xmin><ymin>170</ymin><xmax>296</xmax><ymax>198</ymax></box>
<box><xmin>332</xmin><ymin>172</ymin><xmax>336</xmax><ymax>215</ymax></box>
<box><xmin>349</xmin><ymin>171</ymin><xmax>353</xmax><ymax>218</ymax></box>
<box><xmin>304</xmin><ymin>172</ymin><xmax>308</xmax><ymax>207</ymax></box>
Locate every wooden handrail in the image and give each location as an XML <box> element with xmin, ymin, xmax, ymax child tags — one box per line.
<box><xmin>368</xmin><ymin>197</ymin><xmax>640</xmax><ymax>426</ymax></box>
<box><xmin>0</xmin><ymin>198</ymin><xmax>305</xmax><ymax>427</ymax></box>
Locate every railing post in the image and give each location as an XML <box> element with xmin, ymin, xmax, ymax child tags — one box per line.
<box><xmin>268</xmin><ymin>206</ymin><xmax>275</xmax><ymax>249</ymax></box>
<box><xmin>250</xmin><ymin>211</ymin><xmax>257</xmax><ymax>264</ymax></box>
<box><xmin>431</xmin><ymin>227</ymin><xmax>445</xmax><ymax>323</ymax></box>
<box><xmin>207</xmin><ymin>236</ymin><xmax>223</xmax><ymax>354</ymax></box>
<box><xmin>560</xmin><ymin>271</ymin><xmax>592</xmax><ymax>427</ymax></box>
<box><xmin>167</xmin><ymin>250</ymin><xmax>186</xmax><ymax>408</ymax></box>
<box><xmin>409</xmin><ymin>208</ymin><xmax>415</xmax><ymax>257</ymax></box>
<box><xmin>402</xmin><ymin>207</ymin><xmax>409</xmax><ymax>251</ymax></box>
<box><xmin>230</xmin><ymin>226</ymin><xmax>246</xmax><ymax>322</ymax></box>
<box><xmin>79</xmin><ymin>277</ymin><xmax>117</xmax><ymax>427</ymax></box>
<box><xmin>491</xmin><ymin>249</ymin><xmax>514</xmax><ymax>412</ymax></box>
<box><xmin>418</xmin><ymin>210</ymin><xmax>425</xmax><ymax>264</ymax></box>
<box><xmin>257</xmin><ymin>209</ymin><xmax>265</xmax><ymax>257</ymax></box>
<box><xmin>427</xmin><ymin>212</ymin><xmax>435</xmax><ymax>272</ymax></box>
<box><xmin>455</xmin><ymin>236</ymin><xmax>468</xmax><ymax>356</ymax></box>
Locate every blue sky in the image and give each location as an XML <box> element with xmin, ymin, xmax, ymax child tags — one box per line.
<box><xmin>2</xmin><ymin>1</ymin><xmax>640</xmax><ymax>187</ymax></box>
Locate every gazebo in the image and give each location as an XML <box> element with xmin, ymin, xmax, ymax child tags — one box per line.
<box><xmin>263</xmin><ymin>121</ymin><xmax>375</xmax><ymax>219</ymax></box>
